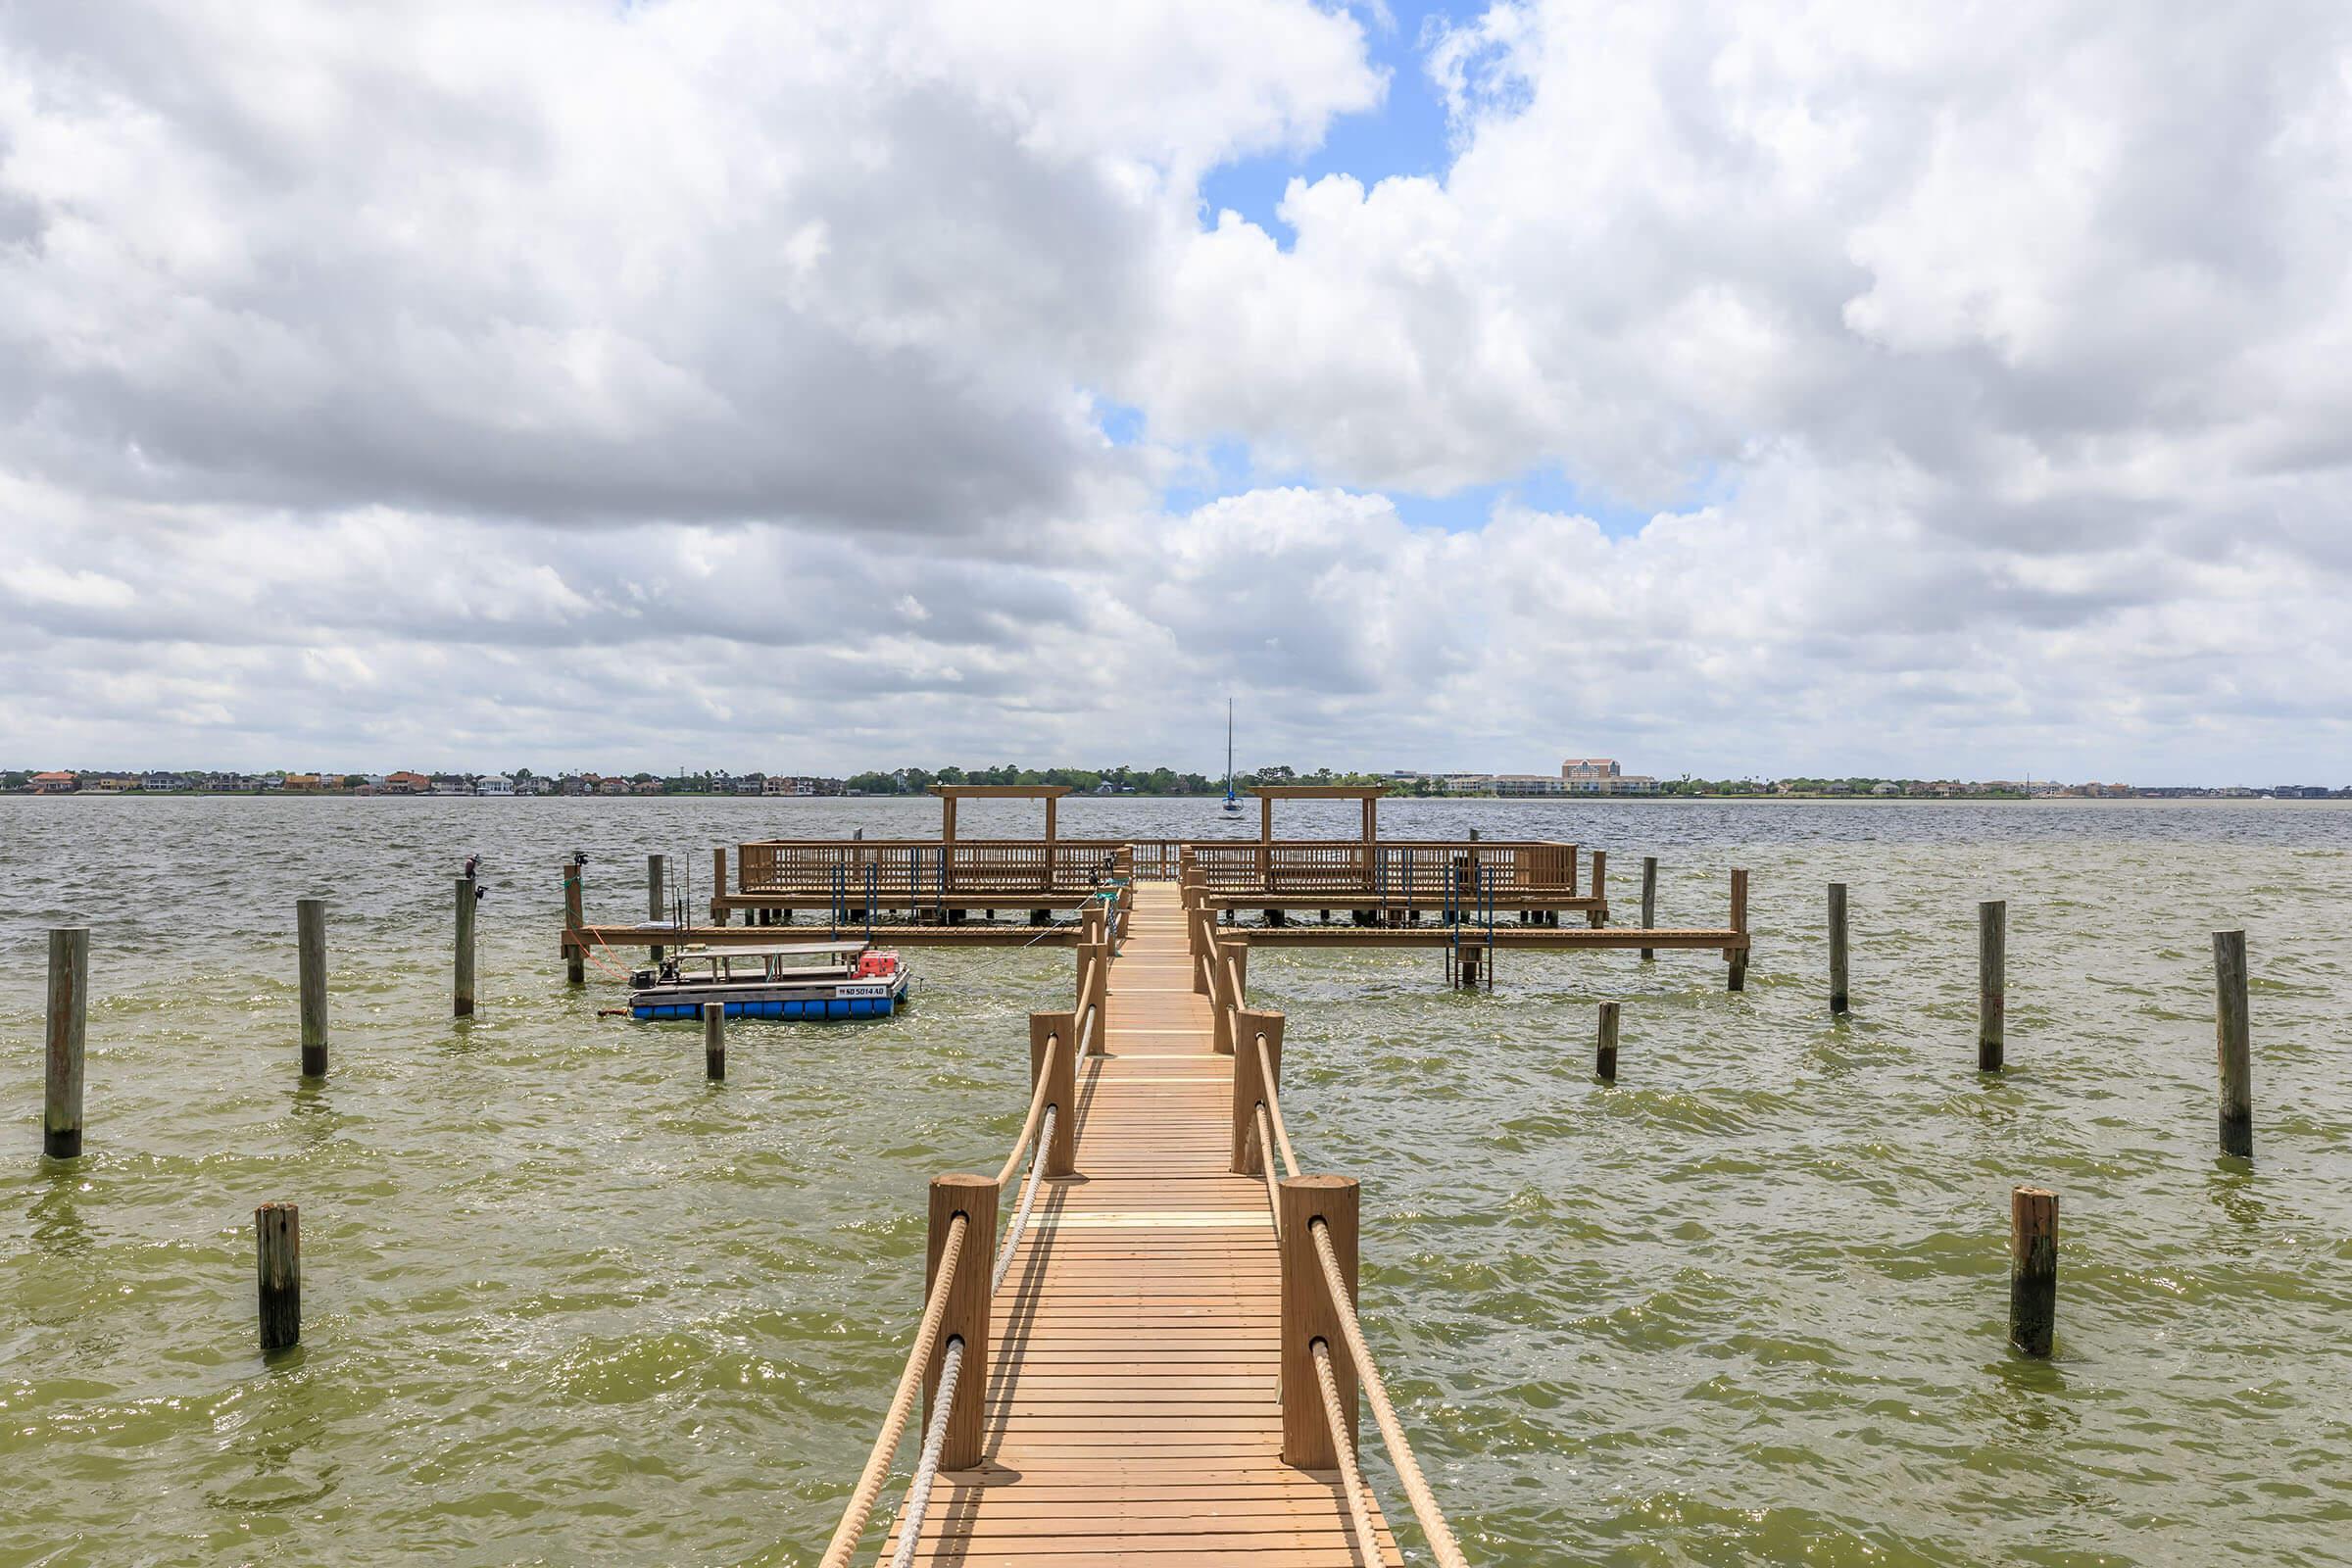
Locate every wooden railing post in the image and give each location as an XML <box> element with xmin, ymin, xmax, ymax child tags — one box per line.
<box><xmin>1080</xmin><ymin>939</ymin><xmax>1109</xmax><ymax>1035</ymax></box>
<box><xmin>1190</xmin><ymin>908</ymin><xmax>1214</xmax><ymax>996</ymax></box>
<box><xmin>1030</xmin><ymin>1010</ymin><xmax>1079</xmax><ymax>1177</ymax></box>
<box><xmin>926</xmin><ymin>1173</ymin><xmax>997</xmax><ymax>1471</ymax></box>
<box><xmin>1279</xmin><ymin>1175</ymin><xmax>1357</xmax><ymax>1468</ymax></box>
<box><xmin>711</xmin><ymin>846</ymin><xmax>728</xmax><ymax>926</ymax></box>
<box><xmin>1727</xmin><ymin>869</ymin><xmax>1749</xmax><ymax>992</ymax></box>
<box><xmin>1589</xmin><ymin>849</ymin><xmax>1607</xmax><ymax>927</ymax></box>
<box><xmin>1211</xmin><ymin>939</ymin><xmax>1248</xmax><ymax>1054</ymax></box>
<box><xmin>1231</xmin><ymin>1009</ymin><xmax>1283</xmax><ymax>1172</ymax></box>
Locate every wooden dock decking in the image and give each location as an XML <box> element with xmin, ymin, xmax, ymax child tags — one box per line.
<box><xmin>881</xmin><ymin>881</ymin><xmax>1401</xmax><ymax>1565</ymax></box>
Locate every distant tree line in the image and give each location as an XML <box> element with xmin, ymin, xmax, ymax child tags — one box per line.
<box><xmin>839</xmin><ymin>763</ymin><xmax>1404</xmax><ymax>796</ymax></box>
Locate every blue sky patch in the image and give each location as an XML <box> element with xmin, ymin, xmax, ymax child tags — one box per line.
<box><xmin>1200</xmin><ymin>2</ymin><xmax>1460</xmax><ymax>243</ymax></box>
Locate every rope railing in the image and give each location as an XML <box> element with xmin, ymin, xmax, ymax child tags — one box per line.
<box><xmin>1253</xmin><ymin>1103</ymin><xmax>1283</xmax><ymax>1238</ymax></box>
<box><xmin>1256</xmin><ymin>1035</ymin><xmax>1300</xmax><ymax>1178</ymax></box>
<box><xmin>1313</xmin><ymin>1337</ymin><xmax>1385</xmax><ymax>1564</ymax></box>
<box><xmin>995</xmin><ymin>1037</ymin><xmax>1056</xmax><ymax>1190</ymax></box>
<box><xmin>886</xmin><ymin>1335</ymin><xmax>964</xmax><ymax>1568</ymax></box>
<box><xmin>826</xmin><ymin>922</ymin><xmax>1103</xmax><ymax>1564</ymax></box>
<box><xmin>816</xmin><ymin>1213</ymin><xmax>968</xmax><ymax>1568</ymax></box>
<box><xmin>1312</xmin><ymin>1216</ymin><xmax>1471</xmax><ymax>1568</ymax></box>
<box><xmin>993</xmin><ymin>1105</ymin><xmax>1055</xmax><ymax>1294</ymax></box>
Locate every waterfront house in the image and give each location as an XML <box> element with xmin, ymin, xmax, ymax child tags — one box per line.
<box><xmin>384</xmin><ymin>771</ymin><xmax>429</xmax><ymax>794</ymax></box>
<box><xmin>478</xmin><ymin>774</ymin><xmax>515</xmax><ymax>797</ymax></box>
<box><xmin>30</xmin><ymin>770</ymin><xmax>78</xmax><ymax>794</ymax></box>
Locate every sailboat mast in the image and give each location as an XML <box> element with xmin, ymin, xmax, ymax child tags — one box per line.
<box><xmin>1226</xmin><ymin>700</ymin><xmax>1234</xmax><ymax>795</ymax></box>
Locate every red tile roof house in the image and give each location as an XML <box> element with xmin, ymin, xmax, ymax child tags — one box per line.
<box><xmin>30</xmin><ymin>771</ymin><xmax>78</xmax><ymax>794</ymax></box>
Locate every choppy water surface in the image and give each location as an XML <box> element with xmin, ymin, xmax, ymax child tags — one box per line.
<box><xmin>3</xmin><ymin>797</ymin><xmax>2349</xmax><ymax>1566</ymax></box>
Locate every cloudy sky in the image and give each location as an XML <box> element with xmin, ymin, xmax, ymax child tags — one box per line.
<box><xmin>3</xmin><ymin>1</ymin><xmax>2348</xmax><ymax>783</ymax></box>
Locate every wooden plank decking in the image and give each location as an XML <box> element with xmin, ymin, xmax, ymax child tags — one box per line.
<box><xmin>883</xmin><ymin>882</ymin><xmax>1401</xmax><ymax>1565</ymax></box>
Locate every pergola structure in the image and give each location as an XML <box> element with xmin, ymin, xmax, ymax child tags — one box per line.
<box><xmin>1250</xmin><ymin>783</ymin><xmax>1386</xmax><ymax>843</ymax></box>
<box><xmin>927</xmin><ymin>783</ymin><xmax>1075</xmax><ymax>843</ymax></box>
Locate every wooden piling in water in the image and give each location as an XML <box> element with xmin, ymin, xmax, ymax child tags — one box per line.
<box><xmin>647</xmin><ymin>854</ymin><xmax>667</xmax><ymax>962</ymax></box>
<box><xmin>703</xmin><ymin>1002</ymin><xmax>724</xmax><ymax>1081</ymax></box>
<box><xmin>2008</xmin><ymin>1186</ymin><xmax>2056</xmax><ymax>1356</ymax></box>
<box><xmin>1278</xmin><ymin>1174</ymin><xmax>1357</xmax><ymax>1468</ymax></box>
<box><xmin>563</xmin><ymin>858</ymin><xmax>585</xmax><ymax>986</ymax></box>
<box><xmin>2213</xmin><ymin>929</ymin><xmax>2252</xmax><ymax>1158</ymax></box>
<box><xmin>1979</xmin><ymin>900</ymin><xmax>2005</xmax><ymax>1070</ymax></box>
<box><xmin>1640</xmin><ymin>856</ymin><xmax>1657</xmax><ymax>961</ymax></box>
<box><xmin>43</xmin><ymin>927</ymin><xmax>88</xmax><ymax>1159</ymax></box>
<box><xmin>927</xmin><ymin>1173</ymin><xmax>997</xmax><ymax>1469</ymax></box>
<box><xmin>1589</xmin><ymin>850</ymin><xmax>1607</xmax><ymax>927</ymax></box>
<box><xmin>1595</xmin><ymin>1001</ymin><xmax>1619</xmax><ymax>1081</ymax></box>
<box><xmin>256</xmin><ymin>1201</ymin><xmax>301</xmax><ymax>1351</ymax></box>
<box><xmin>454</xmin><ymin>875</ymin><xmax>476</xmax><ymax>1018</ymax></box>
<box><xmin>1230</xmin><ymin>1009</ymin><xmax>1283</xmax><ymax>1174</ymax></box>
<box><xmin>297</xmin><ymin>898</ymin><xmax>328</xmax><ymax>1077</ymax></box>
<box><xmin>710</xmin><ymin>847</ymin><xmax>728</xmax><ymax>926</ymax></box>
<box><xmin>1728</xmin><ymin>869</ymin><xmax>1749</xmax><ymax>992</ymax></box>
<box><xmin>1828</xmin><ymin>882</ymin><xmax>1849</xmax><ymax>1016</ymax></box>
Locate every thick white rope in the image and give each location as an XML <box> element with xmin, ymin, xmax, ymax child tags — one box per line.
<box><xmin>993</xmin><ymin>1105</ymin><xmax>1055</xmax><ymax>1295</ymax></box>
<box><xmin>816</xmin><ymin>1213</ymin><xmax>967</xmax><ymax>1568</ymax></box>
<box><xmin>886</xmin><ymin>1335</ymin><xmax>964</xmax><ymax>1568</ymax></box>
<box><xmin>995</xmin><ymin>1038</ymin><xmax>1056</xmax><ymax>1190</ymax></box>
<box><xmin>1252</xmin><ymin>1103</ymin><xmax>1283</xmax><ymax>1239</ymax></box>
<box><xmin>1258</xmin><ymin>1036</ymin><xmax>1300</xmax><ymax>1179</ymax></box>
<box><xmin>1311</xmin><ymin>1218</ymin><xmax>1469</xmax><ymax>1568</ymax></box>
<box><xmin>1313</xmin><ymin>1337</ymin><xmax>1384</xmax><ymax>1565</ymax></box>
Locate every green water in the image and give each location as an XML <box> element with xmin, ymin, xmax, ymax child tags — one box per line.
<box><xmin>3</xmin><ymin>798</ymin><xmax>2349</xmax><ymax>1565</ymax></box>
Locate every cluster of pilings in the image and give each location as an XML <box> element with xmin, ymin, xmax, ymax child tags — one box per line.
<box><xmin>27</xmin><ymin>854</ymin><xmax>2273</xmax><ymax>1367</ymax></box>
<box><xmin>1589</xmin><ymin>881</ymin><xmax>2263</xmax><ymax>1357</ymax></box>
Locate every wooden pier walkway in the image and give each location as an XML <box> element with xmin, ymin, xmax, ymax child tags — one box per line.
<box><xmin>880</xmin><ymin>880</ymin><xmax>1400</xmax><ymax>1564</ymax></box>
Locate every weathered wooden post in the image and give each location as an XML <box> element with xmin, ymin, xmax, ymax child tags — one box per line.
<box><xmin>1081</xmin><ymin>938</ymin><xmax>1109</xmax><ymax>1034</ymax></box>
<box><xmin>454</xmin><ymin>874</ymin><xmax>477</xmax><ymax>1018</ymax></box>
<box><xmin>256</xmin><ymin>1201</ymin><xmax>301</xmax><ymax>1351</ymax></box>
<box><xmin>710</xmin><ymin>846</ymin><xmax>728</xmax><ymax>927</ymax></box>
<box><xmin>44</xmin><ymin>927</ymin><xmax>88</xmax><ymax>1159</ymax></box>
<box><xmin>297</xmin><ymin>898</ymin><xmax>328</xmax><ymax>1076</ymax></box>
<box><xmin>1595</xmin><ymin>1001</ymin><xmax>1619</xmax><ymax>1081</ymax></box>
<box><xmin>703</xmin><ymin>1003</ymin><xmax>725</xmax><ymax>1082</ymax></box>
<box><xmin>927</xmin><ymin>1173</ymin><xmax>998</xmax><ymax>1469</ymax></box>
<box><xmin>1640</xmin><ymin>855</ymin><xmax>1658</xmax><ymax>960</ymax></box>
<box><xmin>647</xmin><ymin>854</ymin><xmax>667</xmax><ymax>961</ymax></box>
<box><xmin>1828</xmin><ymin>883</ymin><xmax>1849</xmax><ymax>1016</ymax></box>
<box><xmin>1279</xmin><ymin>1175</ymin><xmax>1357</xmax><ymax>1467</ymax></box>
<box><xmin>562</xmin><ymin>857</ymin><xmax>585</xmax><ymax>986</ymax></box>
<box><xmin>1588</xmin><ymin>849</ymin><xmax>1607</xmax><ymax>927</ymax></box>
<box><xmin>1231</xmin><ymin>1009</ymin><xmax>1284</xmax><ymax>1173</ymax></box>
<box><xmin>1979</xmin><ymin>900</ymin><xmax>2006</xmax><ymax>1070</ymax></box>
<box><xmin>2213</xmin><ymin>929</ymin><xmax>2252</xmax><ymax>1158</ymax></box>
<box><xmin>2009</xmin><ymin>1186</ymin><xmax>2056</xmax><ymax>1356</ymax></box>
<box><xmin>1029</xmin><ymin>1009</ymin><xmax>1078</xmax><ymax>1177</ymax></box>
<box><xmin>1728</xmin><ymin>869</ymin><xmax>1749</xmax><ymax>992</ymax></box>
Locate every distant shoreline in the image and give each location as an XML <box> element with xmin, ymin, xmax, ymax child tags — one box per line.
<box><xmin>4</xmin><ymin>790</ymin><xmax>2330</xmax><ymax>805</ymax></box>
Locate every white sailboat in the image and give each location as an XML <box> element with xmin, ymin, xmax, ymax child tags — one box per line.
<box><xmin>1220</xmin><ymin>699</ymin><xmax>1244</xmax><ymax>816</ymax></box>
